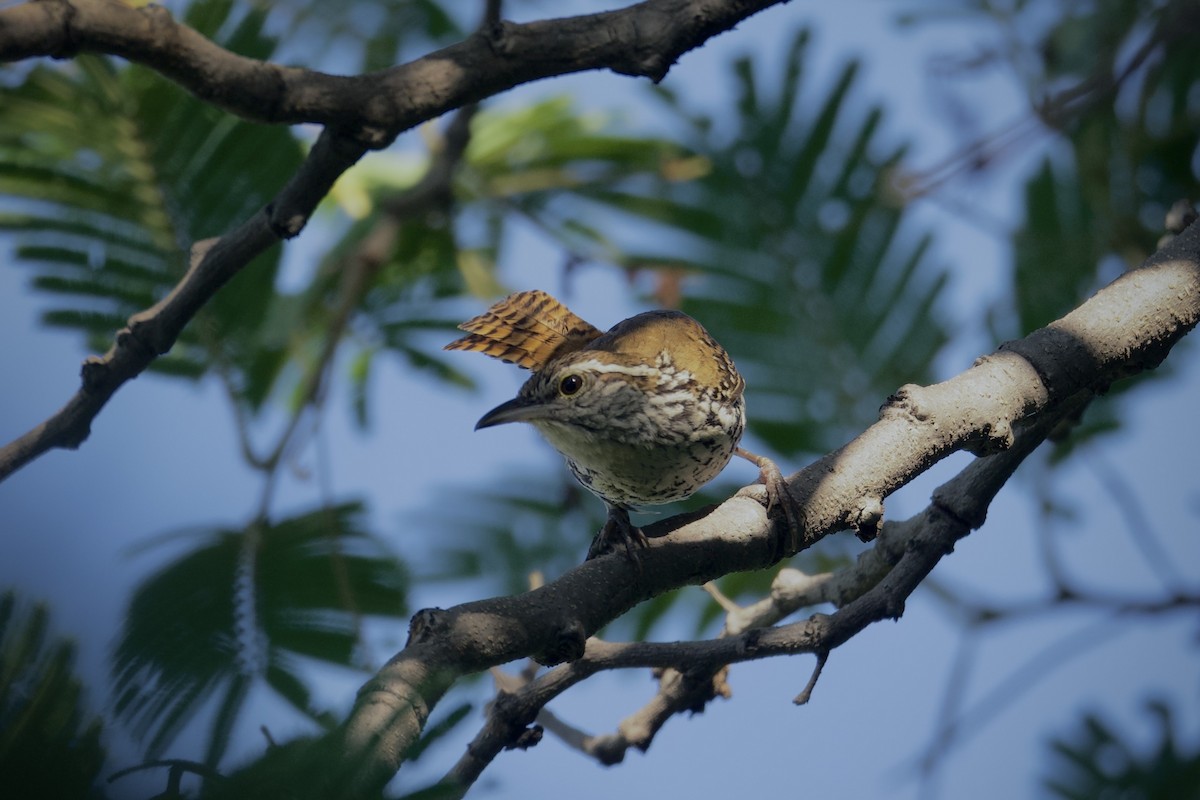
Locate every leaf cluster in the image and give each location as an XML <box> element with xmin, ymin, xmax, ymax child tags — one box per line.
<box><xmin>111</xmin><ymin>502</ymin><xmax>408</xmax><ymax>764</ymax></box>
<box><xmin>1044</xmin><ymin>700</ymin><xmax>1200</xmax><ymax>800</ymax></box>
<box><xmin>0</xmin><ymin>592</ymin><xmax>107</xmax><ymax>799</ymax></box>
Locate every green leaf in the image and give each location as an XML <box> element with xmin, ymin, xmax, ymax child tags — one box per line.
<box><xmin>112</xmin><ymin>501</ymin><xmax>408</xmax><ymax>761</ymax></box>
<box><xmin>0</xmin><ymin>592</ymin><xmax>107</xmax><ymax>797</ymax></box>
<box><xmin>1044</xmin><ymin>700</ymin><xmax>1200</xmax><ymax>799</ymax></box>
<box><xmin>649</xmin><ymin>29</ymin><xmax>950</xmax><ymax>457</ymax></box>
<box><xmin>424</xmin><ymin>473</ymin><xmax>604</xmax><ymax>595</ymax></box>
<box><xmin>1011</xmin><ymin>159</ymin><xmax>1100</xmax><ymax>333</ymax></box>
<box><xmin>0</xmin><ymin>0</ymin><xmax>304</xmax><ymax>412</ymax></box>
<box><xmin>348</xmin><ymin>346</ymin><xmax>375</xmax><ymax>429</ymax></box>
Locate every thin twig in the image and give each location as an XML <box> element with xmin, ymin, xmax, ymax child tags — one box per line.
<box><xmin>702</xmin><ymin>581</ymin><xmax>743</xmax><ymax>614</ymax></box>
<box><xmin>899</xmin><ymin>5</ymin><xmax>1174</xmax><ymax>199</ymax></box>
<box><xmin>910</xmin><ymin>591</ymin><xmax>1200</xmax><ymax>790</ymax></box>
<box><xmin>1088</xmin><ymin>456</ymin><xmax>1187</xmax><ymax>592</ymax></box>
<box><xmin>792</xmin><ymin>650</ymin><xmax>828</xmax><ymax>705</ymax></box>
<box><xmin>916</xmin><ymin>634</ymin><xmax>978</xmax><ymax>799</ymax></box>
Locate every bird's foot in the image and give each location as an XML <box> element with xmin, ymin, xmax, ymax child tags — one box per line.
<box><xmin>736</xmin><ymin>447</ymin><xmax>803</xmax><ymax>560</ymax></box>
<box><xmin>586</xmin><ymin>507</ymin><xmax>648</xmax><ymax>563</ymax></box>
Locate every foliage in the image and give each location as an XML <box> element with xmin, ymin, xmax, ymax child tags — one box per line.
<box><xmin>424</xmin><ymin>472</ymin><xmax>605</xmax><ymax>595</ymax></box>
<box><xmin>0</xmin><ymin>591</ymin><xmax>107</xmax><ymax>799</ymax></box>
<box><xmin>0</xmin><ymin>5</ymin><xmax>301</xmax><ymax>388</ymax></box>
<box><xmin>1008</xmin><ymin>0</ymin><xmax>1199</xmax><ymax>456</ymax></box>
<box><xmin>661</xmin><ymin>31</ymin><xmax>948</xmax><ymax>457</ymax></box>
<box><xmin>111</xmin><ymin>502</ymin><xmax>408</xmax><ymax>763</ymax></box>
<box><xmin>207</xmin><ymin>700</ymin><xmax>475</xmax><ymax>800</ymax></box>
<box><xmin>901</xmin><ymin>0</ymin><xmax>1200</xmax><ymax>458</ymax></box>
<box><xmin>1009</xmin><ymin>0</ymin><xmax>1200</xmax><ymax>335</ymax></box>
<box><xmin>1044</xmin><ymin>699</ymin><xmax>1200</xmax><ymax>800</ymax></box>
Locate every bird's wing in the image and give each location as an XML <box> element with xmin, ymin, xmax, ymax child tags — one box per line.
<box><xmin>444</xmin><ymin>290</ymin><xmax>603</xmax><ymax>371</ymax></box>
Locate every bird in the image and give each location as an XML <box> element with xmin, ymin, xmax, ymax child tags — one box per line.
<box><xmin>445</xmin><ymin>289</ymin><xmax>799</xmax><ymax>561</ymax></box>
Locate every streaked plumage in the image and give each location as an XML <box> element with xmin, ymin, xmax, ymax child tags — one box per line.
<box><xmin>447</xmin><ymin>290</ymin><xmax>773</xmax><ymax>559</ymax></box>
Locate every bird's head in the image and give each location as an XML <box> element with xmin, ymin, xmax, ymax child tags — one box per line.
<box><xmin>473</xmin><ymin>308</ymin><xmax>744</xmax><ymax>446</ymax></box>
<box><xmin>475</xmin><ymin>350</ymin><xmax>660</xmax><ymax>443</ymax></box>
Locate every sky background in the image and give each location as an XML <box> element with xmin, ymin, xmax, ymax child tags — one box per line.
<box><xmin>1</xmin><ymin>2</ymin><xmax>1198</xmax><ymax>799</ymax></box>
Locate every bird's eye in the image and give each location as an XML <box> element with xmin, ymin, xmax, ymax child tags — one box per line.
<box><xmin>559</xmin><ymin>374</ymin><xmax>583</xmax><ymax>396</ymax></box>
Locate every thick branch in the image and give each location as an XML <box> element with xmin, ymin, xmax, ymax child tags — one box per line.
<box><xmin>457</xmin><ymin>392</ymin><xmax>1089</xmax><ymax>778</ymax></box>
<box><xmin>327</xmin><ymin>221</ymin><xmax>1200</xmax><ymax>796</ymax></box>
<box><xmin>0</xmin><ymin>0</ymin><xmax>787</xmax><ymax>144</ymax></box>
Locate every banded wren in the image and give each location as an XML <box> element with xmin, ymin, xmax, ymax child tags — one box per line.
<box><xmin>446</xmin><ymin>290</ymin><xmax>799</xmax><ymax>560</ymax></box>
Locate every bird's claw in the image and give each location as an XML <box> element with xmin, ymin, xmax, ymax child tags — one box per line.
<box><xmin>737</xmin><ymin>448</ymin><xmax>803</xmax><ymax>560</ymax></box>
<box><xmin>586</xmin><ymin>507</ymin><xmax>648</xmax><ymax>564</ymax></box>
<box><xmin>761</xmin><ymin>462</ymin><xmax>803</xmax><ymax>560</ymax></box>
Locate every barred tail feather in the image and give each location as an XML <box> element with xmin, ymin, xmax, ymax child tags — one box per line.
<box><xmin>444</xmin><ymin>290</ymin><xmax>603</xmax><ymax>371</ymax></box>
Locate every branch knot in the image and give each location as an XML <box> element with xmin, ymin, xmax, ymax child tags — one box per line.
<box><xmin>43</xmin><ymin>0</ymin><xmax>81</xmax><ymax>59</ymax></box>
<box><xmin>535</xmin><ymin>617</ymin><xmax>587</xmax><ymax>666</ymax></box>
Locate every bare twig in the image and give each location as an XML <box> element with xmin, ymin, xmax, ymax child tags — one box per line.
<box><xmin>535</xmin><ymin>706</ymin><xmax>596</xmax><ymax>755</ymax></box>
<box><xmin>916</xmin><ymin>634</ymin><xmax>979</xmax><ymax>797</ymax></box>
<box><xmin>911</xmin><ymin>597</ymin><xmax>1200</xmax><ymax>782</ymax></box>
<box><xmin>562</xmin><ymin>515</ymin><xmax>915</xmax><ymax>763</ymax></box>
<box><xmin>1032</xmin><ymin>465</ymin><xmax>1074</xmax><ymax>592</ymax></box>
<box><xmin>702</xmin><ymin>581</ymin><xmax>743</xmax><ymax>614</ymax></box>
<box><xmin>793</xmin><ymin>650</ymin><xmax>828</xmax><ymax>705</ymax></box>
<box><xmin>898</xmin><ymin>2</ymin><xmax>1184</xmax><ymax>199</ymax></box>
<box><xmin>1087</xmin><ymin>456</ymin><xmax>1188</xmax><ymax>592</ymax></box>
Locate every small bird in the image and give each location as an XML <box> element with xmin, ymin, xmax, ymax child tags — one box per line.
<box><xmin>445</xmin><ymin>290</ymin><xmax>798</xmax><ymax>560</ymax></box>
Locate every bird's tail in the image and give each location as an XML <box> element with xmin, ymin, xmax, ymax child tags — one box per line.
<box><xmin>444</xmin><ymin>289</ymin><xmax>603</xmax><ymax>371</ymax></box>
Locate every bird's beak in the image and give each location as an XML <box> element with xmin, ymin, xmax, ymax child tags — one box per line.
<box><xmin>475</xmin><ymin>396</ymin><xmax>549</xmax><ymax>430</ymax></box>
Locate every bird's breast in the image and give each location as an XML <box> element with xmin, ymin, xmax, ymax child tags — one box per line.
<box><xmin>532</xmin><ymin>395</ymin><xmax>745</xmax><ymax>508</ymax></box>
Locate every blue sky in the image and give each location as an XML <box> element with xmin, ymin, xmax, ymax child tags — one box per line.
<box><xmin>1</xmin><ymin>2</ymin><xmax>1198</xmax><ymax>799</ymax></box>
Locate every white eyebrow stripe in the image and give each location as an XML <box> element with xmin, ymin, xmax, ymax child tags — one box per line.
<box><xmin>566</xmin><ymin>358</ymin><xmax>656</xmax><ymax>377</ymax></box>
<box><xmin>568</xmin><ymin>356</ymin><xmax>695</xmax><ymax>384</ymax></box>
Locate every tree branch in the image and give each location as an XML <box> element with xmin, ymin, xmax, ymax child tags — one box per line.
<box><xmin>0</xmin><ymin>127</ymin><xmax>366</xmax><ymax>482</ymax></box>
<box><xmin>0</xmin><ymin>0</ymin><xmax>791</xmax><ymax>484</ymax></box>
<box><xmin>0</xmin><ymin>0</ymin><xmax>788</xmax><ymax>143</ymax></box>
<box><xmin>321</xmin><ymin>220</ymin><xmax>1200</xmax><ymax>797</ymax></box>
<box><xmin>441</xmin><ymin>391</ymin><xmax>1088</xmax><ymax>789</ymax></box>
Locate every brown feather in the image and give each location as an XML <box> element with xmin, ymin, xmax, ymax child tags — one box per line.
<box><xmin>444</xmin><ymin>290</ymin><xmax>604</xmax><ymax>371</ymax></box>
